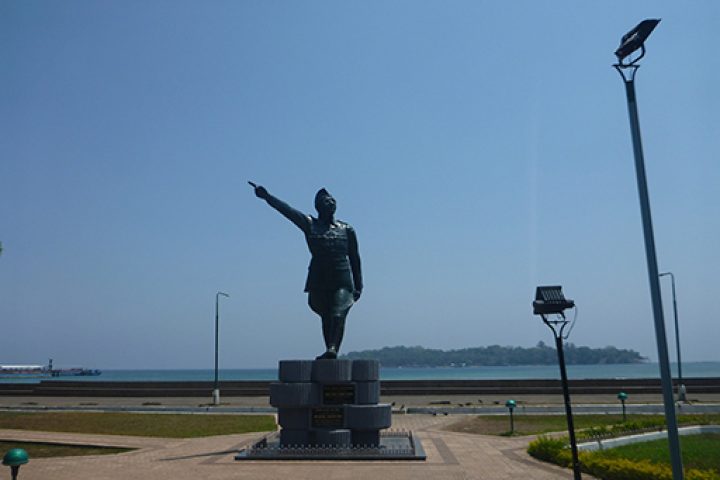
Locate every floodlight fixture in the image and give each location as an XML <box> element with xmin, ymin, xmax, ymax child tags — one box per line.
<box><xmin>533</xmin><ymin>286</ymin><xmax>575</xmax><ymax>318</ymax></box>
<box><xmin>614</xmin><ymin>19</ymin><xmax>660</xmax><ymax>66</ymax></box>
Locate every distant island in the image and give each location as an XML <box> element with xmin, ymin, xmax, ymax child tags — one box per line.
<box><xmin>341</xmin><ymin>342</ymin><xmax>647</xmax><ymax>367</ymax></box>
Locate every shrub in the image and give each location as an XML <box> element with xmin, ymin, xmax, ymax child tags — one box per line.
<box><xmin>527</xmin><ymin>436</ymin><xmax>720</xmax><ymax>480</ymax></box>
<box><xmin>580</xmin><ymin>454</ymin><xmax>672</xmax><ymax>480</ymax></box>
<box><xmin>577</xmin><ymin>419</ymin><xmax>667</xmax><ymax>441</ymax></box>
<box><xmin>527</xmin><ymin>436</ymin><xmax>571</xmax><ymax>466</ymax></box>
<box><xmin>580</xmin><ymin>454</ymin><xmax>720</xmax><ymax>480</ymax></box>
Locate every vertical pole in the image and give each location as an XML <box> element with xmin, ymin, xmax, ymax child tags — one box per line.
<box><xmin>623</xmin><ymin>76</ymin><xmax>684</xmax><ymax>479</ymax></box>
<box><xmin>555</xmin><ymin>334</ymin><xmax>582</xmax><ymax>480</ymax></box>
<box><xmin>510</xmin><ymin>409</ymin><xmax>514</xmax><ymax>434</ymax></box>
<box><xmin>622</xmin><ymin>399</ymin><xmax>626</xmax><ymax>422</ymax></box>
<box><xmin>213</xmin><ymin>293</ymin><xmax>220</xmax><ymax>405</ymax></box>
<box><xmin>669</xmin><ymin>274</ymin><xmax>685</xmax><ymax>401</ymax></box>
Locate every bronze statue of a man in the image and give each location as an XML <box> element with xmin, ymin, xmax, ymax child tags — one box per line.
<box><xmin>250</xmin><ymin>183</ymin><xmax>363</xmax><ymax>359</ymax></box>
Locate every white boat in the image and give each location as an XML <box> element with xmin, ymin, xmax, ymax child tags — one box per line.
<box><xmin>0</xmin><ymin>359</ymin><xmax>101</xmax><ymax>378</ymax></box>
<box><xmin>0</xmin><ymin>364</ymin><xmax>49</xmax><ymax>378</ymax></box>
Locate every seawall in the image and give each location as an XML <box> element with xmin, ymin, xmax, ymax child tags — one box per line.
<box><xmin>1</xmin><ymin>377</ymin><xmax>719</xmax><ymax>397</ymax></box>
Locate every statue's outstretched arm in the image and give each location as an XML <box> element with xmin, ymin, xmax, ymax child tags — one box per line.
<box><xmin>250</xmin><ymin>182</ymin><xmax>311</xmax><ymax>233</ymax></box>
<box><xmin>348</xmin><ymin>226</ymin><xmax>363</xmax><ymax>300</ymax></box>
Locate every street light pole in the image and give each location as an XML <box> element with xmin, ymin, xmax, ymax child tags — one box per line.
<box><xmin>548</xmin><ymin>319</ymin><xmax>581</xmax><ymax>480</ymax></box>
<box><xmin>213</xmin><ymin>291</ymin><xmax>229</xmax><ymax>406</ymax></box>
<box><xmin>614</xmin><ymin>19</ymin><xmax>683</xmax><ymax>480</ymax></box>
<box><xmin>533</xmin><ymin>286</ymin><xmax>581</xmax><ymax>480</ymax></box>
<box><xmin>660</xmin><ymin>272</ymin><xmax>686</xmax><ymax>401</ymax></box>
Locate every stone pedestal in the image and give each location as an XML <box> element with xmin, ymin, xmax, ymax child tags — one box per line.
<box><xmin>269</xmin><ymin>359</ymin><xmax>390</xmax><ymax>447</ymax></box>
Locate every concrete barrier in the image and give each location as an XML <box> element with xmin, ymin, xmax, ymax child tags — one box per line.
<box><xmin>2</xmin><ymin>377</ymin><xmax>719</xmax><ymax>397</ymax></box>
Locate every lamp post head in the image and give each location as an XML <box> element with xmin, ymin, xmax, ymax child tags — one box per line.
<box><xmin>615</xmin><ymin>19</ymin><xmax>660</xmax><ymax>65</ymax></box>
<box><xmin>217</xmin><ymin>291</ymin><xmax>229</xmax><ymax>298</ymax></box>
<box><xmin>505</xmin><ymin>399</ymin><xmax>516</xmax><ymax>410</ymax></box>
<box><xmin>532</xmin><ymin>286</ymin><xmax>574</xmax><ymax>317</ymax></box>
<box><xmin>617</xmin><ymin>391</ymin><xmax>628</xmax><ymax>401</ymax></box>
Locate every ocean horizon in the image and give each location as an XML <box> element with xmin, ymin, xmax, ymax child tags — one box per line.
<box><xmin>3</xmin><ymin>361</ymin><xmax>720</xmax><ymax>384</ymax></box>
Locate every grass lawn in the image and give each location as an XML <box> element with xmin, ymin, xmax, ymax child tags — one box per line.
<box><xmin>0</xmin><ymin>440</ymin><xmax>132</xmax><ymax>458</ymax></box>
<box><xmin>591</xmin><ymin>433</ymin><xmax>720</xmax><ymax>473</ymax></box>
<box><xmin>0</xmin><ymin>412</ymin><xmax>276</xmax><ymax>438</ymax></box>
<box><xmin>445</xmin><ymin>413</ymin><xmax>720</xmax><ymax>436</ymax></box>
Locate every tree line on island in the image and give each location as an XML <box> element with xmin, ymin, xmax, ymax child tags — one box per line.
<box><xmin>341</xmin><ymin>342</ymin><xmax>646</xmax><ymax>367</ymax></box>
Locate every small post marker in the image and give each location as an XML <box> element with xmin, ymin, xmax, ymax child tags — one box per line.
<box><xmin>505</xmin><ymin>399</ymin><xmax>516</xmax><ymax>435</ymax></box>
<box><xmin>3</xmin><ymin>448</ymin><xmax>29</xmax><ymax>480</ymax></box>
<box><xmin>617</xmin><ymin>392</ymin><xmax>628</xmax><ymax>422</ymax></box>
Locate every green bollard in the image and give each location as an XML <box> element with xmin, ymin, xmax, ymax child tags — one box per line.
<box><xmin>3</xmin><ymin>448</ymin><xmax>29</xmax><ymax>480</ymax></box>
<box><xmin>505</xmin><ymin>399</ymin><xmax>516</xmax><ymax>434</ymax></box>
<box><xmin>617</xmin><ymin>392</ymin><xmax>628</xmax><ymax>422</ymax></box>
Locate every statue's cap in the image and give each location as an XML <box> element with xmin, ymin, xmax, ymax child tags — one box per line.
<box><xmin>315</xmin><ymin>188</ymin><xmax>331</xmax><ymax>201</ymax></box>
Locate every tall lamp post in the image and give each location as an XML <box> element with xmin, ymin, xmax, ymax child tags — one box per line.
<box><xmin>533</xmin><ymin>285</ymin><xmax>581</xmax><ymax>480</ymax></box>
<box><xmin>660</xmin><ymin>271</ymin><xmax>686</xmax><ymax>402</ymax></box>
<box><xmin>213</xmin><ymin>291</ymin><xmax>230</xmax><ymax>406</ymax></box>
<box><xmin>614</xmin><ymin>19</ymin><xmax>684</xmax><ymax>480</ymax></box>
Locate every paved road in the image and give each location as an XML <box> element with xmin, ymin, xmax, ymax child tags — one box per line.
<box><xmin>7</xmin><ymin>415</ymin><xmax>588</xmax><ymax>480</ymax></box>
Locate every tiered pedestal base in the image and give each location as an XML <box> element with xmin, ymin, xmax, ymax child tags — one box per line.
<box><xmin>235</xmin><ymin>359</ymin><xmax>425</xmax><ymax>461</ymax></box>
<box><xmin>270</xmin><ymin>359</ymin><xmax>389</xmax><ymax>447</ymax></box>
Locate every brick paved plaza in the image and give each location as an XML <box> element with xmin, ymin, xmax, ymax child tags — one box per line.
<box><xmin>4</xmin><ymin>414</ymin><xmax>587</xmax><ymax>480</ymax></box>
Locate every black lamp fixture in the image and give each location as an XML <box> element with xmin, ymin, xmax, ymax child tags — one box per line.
<box><xmin>614</xmin><ymin>19</ymin><xmax>661</xmax><ymax>66</ymax></box>
<box><xmin>533</xmin><ymin>286</ymin><xmax>575</xmax><ymax>318</ymax></box>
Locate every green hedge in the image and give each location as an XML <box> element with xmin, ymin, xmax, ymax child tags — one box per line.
<box><xmin>576</xmin><ymin>415</ymin><xmax>720</xmax><ymax>442</ymax></box>
<box><xmin>578</xmin><ymin>420</ymin><xmax>665</xmax><ymax>441</ymax></box>
<box><xmin>527</xmin><ymin>436</ymin><xmax>720</xmax><ymax>480</ymax></box>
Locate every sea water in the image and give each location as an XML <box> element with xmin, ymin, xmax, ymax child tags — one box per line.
<box><xmin>3</xmin><ymin>362</ymin><xmax>720</xmax><ymax>384</ymax></box>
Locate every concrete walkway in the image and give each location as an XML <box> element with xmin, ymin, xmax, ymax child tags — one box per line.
<box><xmin>6</xmin><ymin>415</ymin><xmax>586</xmax><ymax>480</ymax></box>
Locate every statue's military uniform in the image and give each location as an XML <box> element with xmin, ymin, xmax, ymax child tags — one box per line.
<box><xmin>304</xmin><ymin>219</ymin><xmax>362</xmax><ymax>293</ymax></box>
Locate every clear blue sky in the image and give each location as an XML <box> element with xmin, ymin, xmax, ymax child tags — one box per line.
<box><xmin>2</xmin><ymin>1</ymin><xmax>718</xmax><ymax>369</ymax></box>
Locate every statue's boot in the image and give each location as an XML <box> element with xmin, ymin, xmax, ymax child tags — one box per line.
<box><xmin>316</xmin><ymin>315</ymin><xmax>333</xmax><ymax>359</ymax></box>
<box><xmin>316</xmin><ymin>347</ymin><xmax>337</xmax><ymax>360</ymax></box>
<box><xmin>321</xmin><ymin>316</ymin><xmax>333</xmax><ymax>350</ymax></box>
<box><xmin>326</xmin><ymin>316</ymin><xmax>345</xmax><ymax>358</ymax></box>
<box><xmin>316</xmin><ymin>315</ymin><xmax>344</xmax><ymax>360</ymax></box>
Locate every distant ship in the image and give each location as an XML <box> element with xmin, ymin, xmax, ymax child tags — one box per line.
<box><xmin>0</xmin><ymin>359</ymin><xmax>101</xmax><ymax>378</ymax></box>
